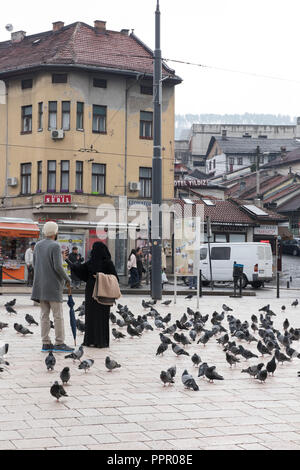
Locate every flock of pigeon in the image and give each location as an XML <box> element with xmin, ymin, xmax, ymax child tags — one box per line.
<box><xmin>1</xmin><ymin>295</ymin><xmax>300</xmax><ymax>400</ymax></box>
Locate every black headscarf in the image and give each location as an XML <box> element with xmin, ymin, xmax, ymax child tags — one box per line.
<box><xmin>86</xmin><ymin>242</ymin><xmax>112</xmax><ymax>274</ymax></box>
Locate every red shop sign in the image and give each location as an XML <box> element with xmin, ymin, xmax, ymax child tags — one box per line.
<box><xmin>44</xmin><ymin>194</ymin><xmax>72</xmax><ymax>204</ymax></box>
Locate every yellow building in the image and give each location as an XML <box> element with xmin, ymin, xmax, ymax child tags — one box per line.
<box><xmin>0</xmin><ymin>21</ymin><xmax>181</xmax><ymax>274</ymax></box>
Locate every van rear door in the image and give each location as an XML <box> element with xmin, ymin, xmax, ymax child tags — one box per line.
<box><xmin>210</xmin><ymin>245</ymin><xmax>231</xmax><ymax>281</ymax></box>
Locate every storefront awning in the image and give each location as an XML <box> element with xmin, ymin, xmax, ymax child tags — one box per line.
<box><xmin>0</xmin><ymin>222</ymin><xmax>40</xmax><ymax>238</ymax></box>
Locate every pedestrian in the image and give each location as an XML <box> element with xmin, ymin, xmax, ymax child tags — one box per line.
<box><xmin>31</xmin><ymin>221</ymin><xmax>74</xmax><ymax>353</ymax></box>
<box><xmin>65</xmin><ymin>242</ymin><xmax>118</xmax><ymax>349</ymax></box>
<box><xmin>162</xmin><ymin>248</ymin><xmax>169</xmax><ymax>287</ymax></box>
<box><xmin>25</xmin><ymin>242</ymin><xmax>36</xmax><ymax>287</ymax></box>
<box><xmin>127</xmin><ymin>249</ymin><xmax>139</xmax><ymax>288</ymax></box>
<box><xmin>68</xmin><ymin>246</ymin><xmax>84</xmax><ymax>289</ymax></box>
<box><xmin>136</xmin><ymin>247</ymin><xmax>146</xmax><ymax>287</ymax></box>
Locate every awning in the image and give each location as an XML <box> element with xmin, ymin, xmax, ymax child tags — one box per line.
<box><xmin>0</xmin><ymin>222</ymin><xmax>40</xmax><ymax>238</ymax></box>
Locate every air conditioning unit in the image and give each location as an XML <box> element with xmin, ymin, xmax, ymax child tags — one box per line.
<box><xmin>51</xmin><ymin>129</ymin><xmax>64</xmax><ymax>140</ymax></box>
<box><xmin>129</xmin><ymin>182</ymin><xmax>141</xmax><ymax>192</ymax></box>
<box><xmin>7</xmin><ymin>177</ymin><xmax>18</xmax><ymax>187</ymax></box>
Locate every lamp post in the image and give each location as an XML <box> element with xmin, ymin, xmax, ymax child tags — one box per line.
<box><xmin>151</xmin><ymin>0</ymin><xmax>163</xmax><ymax>300</ymax></box>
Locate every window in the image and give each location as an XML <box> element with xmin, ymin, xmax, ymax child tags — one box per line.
<box><xmin>21</xmin><ymin>105</ymin><xmax>32</xmax><ymax>133</ymax></box>
<box><xmin>200</xmin><ymin>247</ymin><xmax>207</xmax><ymax>260</ymax></box>
<box><xmin>21</xmin><ymin>163</ymin><xmax>31</xmax><ymax>194</ymax></box>
<box><xmin>48</xmin><ymin>101</ymin><xmax>57</xmax><ymax>129</ymax></box>
<box><xmin>21</xmin><ymin>79</ymin><xmax>33</xmax><ymax>90</ymax></box>
<box><xmin>92</xmin><ymin>163</ymin><xmax>106</xmax><ymax>194</ymax></box>
<box><xmin>60</xmin><ymin>161</ymin><xmax>69</xmax><ymax>192</ymax></box>
<box><xmin>76</xmin><ymin>161</ymin><xmax>83</xmax><ymax>192</ymax></box>
<box><xmin>139</xmin><ymin>167</ymin><xmax>152</xmax><ymax>198</ymax></box>
<box><xmin>211</xmin><ymin>247</ymin><xmax>231</xmax><ymax>260</ymax></box>
<box><xmin>213</xmin><ymin>159</ymin><xmax>216</xmax><ymax>169</ymax></box>
<box><xmin>52</xmin><ymin>73</ymin><xmax>68</xmax><ymax>83</ymax></box>
<box><xmin>209</xmin><ymin>161</ymin><xmax>212</xmax><ymax>171</ymax></box>
<box><xmin>92</xmin><ymin>105</ymin><xmax>107</xmax><ymax>133</ymax></box>
<box><xmin>229</xmin><ymin>233</ymin><xmax>246</xmax><ymax>242</ymax></box>
<box><xmin>140</xmin><ymin>111</ymin><xmax>153</xmax><ymax>139</ymax></box>
<box><xmin>214</xmin><ymin>234</ymin><xmax>227</xmax><ymax>243</ymax></box>
<box><xmin>47</xmin><ymin>161</ymin><xmax>56</xmax><ymax>192</ymax></box>
<box><xmin>140</xmin><ymin>85</ymin><xmax>153</xmax><ymax>95</ymax></box>
<box><xmin>229</xmin><ymin>157</ymin><xmax>234</xmax><ymax>165</ymax></box>
<box><xmin>76</xmin><ymin>102</ymin><xmax>84</xmax><ymax>130</ymax></box>
<box><xmin>62</xmin><ymin>101</ymin><xmax>70</xmax><ymax>131</ymax></box>
<box><xmin>37</xmin><ymin>161</ymin><xmax>42</xmax><ymax>193</ymax></box>
<box><xmin>93</xmin><ymin>78</ymin><xmax>107</xmax><ymax>88</ymax></box>
<box><xmin>38</xmin><ymin>102</ymin><xmax>43</xmax><ymax>131</ymax></box>
<box><xmin>238</xmin><ymin>157</ymin><xmax>243</xmax><ymax>165</ymax></box>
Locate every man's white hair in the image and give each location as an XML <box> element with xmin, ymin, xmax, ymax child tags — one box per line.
<box><xmin>43</xmin><ymin>221</ymin><xmax>59</xmax><ymax>237</ymax></box>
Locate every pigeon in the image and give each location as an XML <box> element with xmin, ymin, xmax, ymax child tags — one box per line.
<box><xmin>60</xmin><ymin>367</ymin><xmax>71</xmax><ymax>385</ymax></box>
<box><xmin>226</xmin><ymin>352</ymin><xmax>240</xmax><ymax>367</ymax></box>
<box><xmin>198</xmin><ymin>362</ymin><xmax>209</xmax><ymax>378</ymax></box>
<box><xmin>0</xmin><ymin>322</ymin><xmax>8</xmax><ymax>331</ymax></box>
<box><xmin>197</xmin><ymin>332</ymin><xmax>210</xmax><ymax>346</ymax></box>
<box><xmin>162</xmin><ymin>313</ymin><xmax>171</xmax><ymax>324</ymax></box>
<box><xmin>205</xmin><ymin>366</ymin><xmax>224</xmax><ymax>383</ymax></box>
<box><xmin>116</xmin><ymin>318</ymin><xmax>126</xmax><ymax>328</ymax></box>
<box><xmin>79</xmin><ymin>359</ymin><xmax>95</xmax><ymax>373</ymax></box>
<box><xmin>255</xmin><ymin>369</ymin><xmax>268</xmax><ymax>383</ymax></box>
<box><xmin>155</xmin><ymin>319</ymin><xmax>165</xmax><ymax>330</ymax></box>
<box><xmin>109</xmin><ymin>312</ymin><xmax>117</xmax><ymax>324</ymax></box>
<box><xmin>167</xmin><ymin>366</ymin><xmax>176</xmax><ymax>379</ymax></box>
<box><xmin>159</xmin><ymin>333</ymin><xmax>172</xmax><ymax>345</ymax></box>
<box><xmin>5</xmin><ymin>299</ymin><xmax>16</xmax><ymax>307</ymax></box>
<box><xmin>105</xmin><ymin>356</ymin><xmax>121</xmax><ymax>372</ymax></box>
<box><xmin>283</xmin><ymin>319</ymin><xmax>290</xmax><ymax>331</ymax></box>
<box><xmin>181</xmin><ymin>369</ymin><xmax>199</xmax><ymax>391</ymax></box>
<box><xmin>251</xmin><ymin>315</ymin><xmax>258</xmax><ymax>323</ymax></box>
<box><xmin>281</xmin><ymin>305</ymin><xmax>286</xmax><ymax>312</ymax></box>
<box><xmin>187</xmin><ymin>307</ymin><xmax>195</xmax><ymax>316</ymax></box>
<box><xmin>286</xmin><ymin>346</ymin><xmax>300</xmax><ymax>360</ymax></box>
<box><xmin>191</xmin><ymin>353</ymin><xmax>202</xmax><ymax>367</ymax></box>
<box><xmin>163</xmin><ymin>324</ymin><xmax>177</xmax><ymax>335</ymax></box>
<box><xmin>259</xmin><ymin>304</ymin><xmax>270</xmax><ymax>313</ymax></box>
<box><xmin>50</xmin><ymin>381</ymin><xmax>68</xmax><ymax>401</ymax></box>
<box><xmin>6</xmin><ymin>305</ymin><xmax>17</xmax><ymax>315</ymax></box>
<box><xmin>241</xmin><ymin>363</ymin><xmax>264</xmax><ymax>378</ymax></box>
<box><xmin>160</xmin><ymin>370</ymin><xmax>174</xmax><ymax>386</ymax></box>
<box><xmin>112</xmin><ymin>329</ymin><xmax>126</xmax><ymax>340</ymax></box>
<box><xmin>180</xmin><ymin>334</ymin><xmax>191</xmax><ymax>347</ymax></box>
<box><xmin>274</xmin><ymin>349</ymin><xmax>291</xmax><ymax>364</ymax></box>
<box><xmin>14</xmin><ymin>324</ymin><xmax>33</xmax><ymax>336</ymax></box>
<box><xmin>257</xmin><ymin>340</ymin><xmax>271</xmax><ymax>356</ymax></box>
<box><xmin>175</xmin><ymin>320</ymin><xmax>189</xmax><ymax>331</ymax></box>
<box><xmin>171</xmin><ymin>342</ymin><xmax>189</xmax><ymax>357</ymax></box>
<box><xmin>238</xmin><ymin>346</ymin><xmax>258</xmax><ymax>360</ymax></box>
<box><xmin>266</xmin><ymin>356</ymin><xmax>277</xmax><ymax>376</ymax></box>
<box><xmin>292</xmin><ymin>299</ymin><xmax>299</xmax><ymax>307</ymax></box>
<box><xmin>65</xmin><ymin>345</ymin><xmax>84</xmax><ymax>362</ymax></box>
<box><xmin>216</xmin><ymin>333</ymin><xmax>229</xmax><ymax>346</ymax></box>
<box><xmin>0</xmin><ymin>357</ymin><xmax>9</xmax><ymax>367</ymax></box>
<box><xmin>222</xmin><ymin>304</ymin><xmax>233</xmax><ymax>312</ymax></box>
<box><xmin>127</xmin><ymin>324</ymin><xmax>141</xmax><ymax>338</ymax></box>
<box><xmin>185</xmin><ymin>294</ymin><xmax>193</xmax><ymax>300</ymax></box>
<box><xmin>156</xmin><ymin>342</ymin><xmax>168</xmax><ymax>356</ymax></box>
<box><xmin>189</xmin><ymin>330</ymin><xmax>197</xmax><ymax>342</ymax></box>
<box><xmin>161</xmin><ymin>300</ymin><xmax>172</xmax><ymax>306</ymax></box>
<box><xmin>76</xmin><ymin>319</ymin><xmax>85</xmax><ymax>333</ymax></box>
<box><xmin>25</xmin><ymin>314</ymin><xmax>38</xmax><ymax>326</ymax></box>
<box><xmin>45</xmin><ymin>352</ymin><xmax>56</xmax><ymax>371</ymax></box>
<box><xmin>0</xmin><ymin>344</ymin><xmax>9</xmax><ymax>357</ymax></box>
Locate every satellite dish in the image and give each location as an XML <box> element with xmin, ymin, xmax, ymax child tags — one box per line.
<box><xmin>5</xmin><ymin>24</ymin><xmax>13</xmax><ymax>32</ymax></box>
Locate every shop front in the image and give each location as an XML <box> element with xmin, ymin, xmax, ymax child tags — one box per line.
<box><xmin>0</xmin><ymin>217</ymin><xmax>40</xmax><ymax>283</ymax></box>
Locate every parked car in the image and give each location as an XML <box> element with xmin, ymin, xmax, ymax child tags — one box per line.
<box><xmin>282</xmin><ymin>239</ymin><xmax>300</xmax><ymax>256</ymax></box>
<box><xmin>199</xmin><ymin>242</ymin><xmax>273</xmax><ymax>289</ymax></box>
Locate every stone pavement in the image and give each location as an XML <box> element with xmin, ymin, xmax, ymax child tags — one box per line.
<box><xmin>0</xmin><ymin>292</ymin><xmax>300</xmax><ymax>450</ymax></box>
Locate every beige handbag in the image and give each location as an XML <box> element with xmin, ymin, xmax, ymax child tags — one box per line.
<box><xmin>93</xmin><ymin>272</ymin><xmax>121</xmax><ymax>306</ymax></box>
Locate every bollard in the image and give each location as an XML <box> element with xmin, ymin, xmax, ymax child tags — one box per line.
<box><xmin>287</xmin><ymin>281</ymin><xmax>290</xmax><ymax>289</ymax></box>
<box><xmin>277</xmin><ymin>272</ymin><xmax>280</xmax><ymax>298</ymax></box>
<box><xmin>199</xmin><ymin>270</ymin><xmax>202</xmax><ymax>298</ymax></box>
<box><xmin>290</xmin><ymin>276</ymin><xmax>293</xmax><ymax>283</ymax></box>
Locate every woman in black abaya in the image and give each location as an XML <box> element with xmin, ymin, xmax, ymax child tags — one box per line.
<box><xmin>65</xmin><ymin>242</ymin><xmax>118</xmax><ymax>348</ymax></box>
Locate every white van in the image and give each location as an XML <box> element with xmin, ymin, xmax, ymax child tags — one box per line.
<box><xmin>199</xmin><ymin>242</ymin><xmax>273</xmax><ymax>289</ymax></box>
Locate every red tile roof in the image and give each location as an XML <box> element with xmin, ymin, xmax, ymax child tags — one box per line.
<box><xmin>0</xmin><ymin>22</ymin><xmax>181</xmax><ymax>82</ymax></box>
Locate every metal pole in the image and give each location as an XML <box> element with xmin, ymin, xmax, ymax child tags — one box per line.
<box><xmin>151</xmin><ymin>0</ymin><xmax>162</xmax><ymax>300</ymax></box>
<box><xmin>256</xmin><ymin>145</ymin><xmax>260</xmax><ymax>197</ymax></box>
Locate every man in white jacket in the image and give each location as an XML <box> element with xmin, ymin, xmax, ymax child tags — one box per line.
<box><xmin>25</xmin><ymin>242</ymin><xmax>36</xmax><ymax>287</ymax></box>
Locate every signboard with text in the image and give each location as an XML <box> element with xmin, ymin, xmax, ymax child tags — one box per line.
<box><xmin>44</xmin><ymin>194</ymin><xmax>72</xmax><ymax>204</ymax></box>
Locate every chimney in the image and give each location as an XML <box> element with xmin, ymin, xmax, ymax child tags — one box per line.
<box><xmin>120</xmin><ymin>29</ymin><xmax>129</xmax><ymax>36</ymax></box>
<box><xmin>94</xmin><ymin>20</ymin><xmax>106</xmax><ymax>32</ymax></box>
<box><xmin>221</xmin><ymin>129</ymin><xmax>227</xmax><ymax>139</ymax></box>
<box><xmin>11</xmin><ymin>31</ymin><xmax>26</xmax><ymax>43</ymax></box>
<box><xmin>280</xmin><ymin>146</ymin><xmax>287</xmax><ymax>160</ymax></box>
<box><xmin>52</xmin><ymin>21</ymin><xmax>65</xmax><ymax>32</ymax></box>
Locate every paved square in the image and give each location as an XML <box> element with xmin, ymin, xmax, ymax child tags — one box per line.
<box><xmin>1</xmin><ymin>290</ymin><xmax>300</xmax><ymax>450</ymax></box>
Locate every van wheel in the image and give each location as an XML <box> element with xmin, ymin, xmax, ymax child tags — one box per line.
<box><xmin>241</xmin><ymin>274</ymin><xmax>248</xmax><ymax>288</ymax></box>
<box><xmin>251</xmin><ymin>281</ymin><xmax>262</xmax><ymax>289</ymax></box>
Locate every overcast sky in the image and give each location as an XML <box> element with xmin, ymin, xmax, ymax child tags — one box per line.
<box><xmin>1</xmin><ymin>0</ymin><xmax>300</xmax><ymax>117</ymax></box>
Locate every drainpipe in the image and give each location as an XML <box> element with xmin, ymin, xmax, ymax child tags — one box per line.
<box><xmin>4</xmin><ymin>81</ymin><xmax>9</xmax><ymax>204</ymax></box>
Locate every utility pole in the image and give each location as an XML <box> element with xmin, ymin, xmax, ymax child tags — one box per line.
<box><xmin>151</xmin><ymin>0</ymin><xmax>163</xmax><ymax>300</ymax></box>
<box><xmin>256</xmin><ymin>145</ymin><xmax>260</xmax><ymax>198</ymax></box>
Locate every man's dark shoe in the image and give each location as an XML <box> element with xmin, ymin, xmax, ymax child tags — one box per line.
<box><xmin>41</xmin><ymin>344</ymin><xmax>54</xmax><ymax>352</ymax></box>
<box><xmin>53</xmin><ymin>343</ymin><xmax>75</xmax><ymax>353</ymax></box>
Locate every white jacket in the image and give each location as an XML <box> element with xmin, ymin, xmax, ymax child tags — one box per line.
<box><xmin>25</xmin><ymin>248</ymin><xmax>34</xmax><ymax>266</ymax></box>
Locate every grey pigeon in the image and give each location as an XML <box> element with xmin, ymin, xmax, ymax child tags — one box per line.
<box><xmin>191</xmin><ymin>353</ymin><xmax>201</xmax><ymax>367</ymax></box>
<box><xmin>255</xmin><ymin>369</ymin><xmax>268</xmax><ymax>383</ymax></box>
<box><xmin>181</xmin><ymin>369</ymin><xmax>199</xmax><ymax>391</ymax></box>
<box><xmin>65</xmin><ymin>345</ymin><xmax>84</xmax><ymax>362</ymax></box>
<box><xmin>161</xmin><ymin>300</ymin><xmax>172</xmax><ymax>306</ymax></box>
<box><xmin>5</xmin><ymin>299</ymin><xmax>16</xmax><ymax>307</ymax></box>
<box><xmin>198</xmin><ymin>362</ymin><xmax>209</xmax><ymax>378</ymax></box>
<box><xmin>266</xmin><ymin>356</ymin><xmax>277</xmax><ymax>375</ymax></box>
<box><xmin>226</xmin><ymin>352</ymin><xmax>240</xmax><ymax>367</ymax></box>
<box><xmin>5</xmin><ymin>305</ymin><xmax>17</xmax><ymax>315</ymax></box>
<box><xmin>205</xmin><ymin>366</ymin><xmax>224</xmax><ymax>383</ymax></box>
<box><xmin>257</xmin><ymin>340</ymin><xmax>271</xmax><ymax>356</ymax></box>
<box><xmin>286</xmin><ymin>346</ymin><xmax>300</xmax><ymax>360</ymax></box>
<box><xmin>162</xmin><ymin>313</ymin><xmax>171</xmax><ymax>324</ymax></box>
<box><xmin>171</xmin><ymin>342</ymin><xmax>189</xmax><ymax>357</ymax></box>
<box><xmin>160</xmin><ymin>370</ymin><xmax>174</xmax><ymax>386</ymax></box>
<box><xmin>283</xmin><ymin>318</ymin><xmax>290</xmax><ymax>331</ymax></box>
<box><xmin>238</xmin><ymin>346</ymin><xmax>258</xmax><ymax>360</ymax></box>
<box><xmin>275</xmin><ymin>349</ymin><xmax>291</xmax><ymax>364</ymax></box>
<box><xmin>45</xmin><ymin>351</ymin><xmax>56</xmax><ymax>371</ymax></box>
<box><xmin>112</xmin><ymin>328</ymin><xmax>126</xmax><ymax>340</ymax></box>
<box><xmin>0</xmin><ymin>343</ymin><xmax>9</xmax><ymax>357</ymax></box>
<box><xmin>79</xmin><ymin>359</ymin><xmax>95</xmax><ymax>373</ymax></box>
<box><xmin>105</xmin><ymin>356</ymin><xmax>121</xmax><ymax>372</ymax></box>
<box><xmin>156</xmin><ymin>342</ymin><xmax>168</xmax><ymax>356</ymax></box>
<box><xmin>127</xmin><ymin>324</ymin><xmax>141</xmax><ymax>338</ymax></box>
<box><xmin>50</xmin><ymin>381</ymin><xmax>68</xmax><ymax>401</ymax></box>
<box><xmin>60</xmin><ymin>367</ymin><xmax>71</xmax><ymax>385</ymax></box>
<box><xmin>189</xmin><ymin>330</ymin><xmax>197</xmax><ymax>342</ymax></box>
<box><xmin>292</xmin><ymin>299</ymin><xmax>299</xmax><ymax>307</ymax></box>
<box><xmin>167</xmin><ymin>366</ymin><xmax>176</xmax><ymax>379</ymax></box>
<box><xmin>0</xmin><ymin>322</ymin><xmax>8</xmax><ymax>331</ymax></box>
<box><xmin>159</xmin><ymin>333</ymin><xmax>172</xmax><ymax>345</ymax></box>
<box><xmin>241</xmin><ymin>363</ymin><xmax>264</xmax><ymax>378</ymax></box>
<box><xmin>14</xmin><ymin>323</ymin><xmax>33</xmax><ymax>336</ymax></box>
<box><xmin>25</xmin><ymin>314</ymin><xmax>38</xmax><ymax>326</ymax></box>
<box><xmin>185</xmin><ymin>294</ymin><xmax>193</xmax><ymax>300</ymax></box>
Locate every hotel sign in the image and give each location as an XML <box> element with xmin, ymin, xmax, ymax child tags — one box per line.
<box><xmin>254</xmin><ymin>225</ymin><xmax>278</xmax><ymax>236</ymax></box>
<box><xmin>44</xmin><ymin>194</ymin><xmax>72</xmax><ymax>204</ymax></box>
